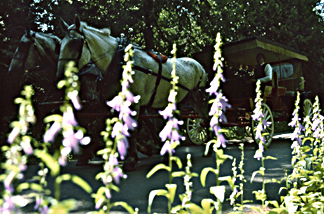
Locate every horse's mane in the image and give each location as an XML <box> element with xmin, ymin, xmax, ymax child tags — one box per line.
<box><xmin>79</xmin><ymin>21</ymin><xmax>111</xmax><ymax>37</ymax></box>
<box><xmin>36</xmin><ymin>32</ymin><xmax>61</xmax><ymax>42</ymax></box>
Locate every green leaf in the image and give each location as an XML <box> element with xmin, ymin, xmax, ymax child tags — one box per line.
<box><xmin>57</xmin><ymin>80</ymin><xmax>67</xmax><ymax>89</ymax></box>
<box><xmin>266</xmin><ymin>200</ymin><xmax>279</xmax><ymax>208</ymax></box>
<box><xmin>264</xmin><ymin>156</ymin><xmax>278</xmax><ymax>160</ymax></box>
<box><xmin>111</xmin><ymin>201</ymin><xmax>136</xmax><ymax>214</ymax></box>
<box><xmin>216</xmin><ymin>149</ymin><xmax>233</xmax><ymax>165</ymax></box>
<box><xmin>16</xmin><ymin>183</ymin><xmax>30</xmax><ymax>192</ymax></box>
<box><xmin>34</xmin><ymin>150</ymin><xmax>60</xmax><ymax>176</ymax></box>
<box><xmin>200</xmin><ymin>167</ymin><xmax>218</xmax><ymax>187</ymax></box>
<box><xmin>14</xmin><ymin>97</ymin><xmax>25</xmax><ymax>104</ymax></box>
<box><xmin>172</xmin><ymin>171</ymin><xmax>186</xmax><ymax>177</ymax></box>
<box><xmin>71</xmin><ymin>175</ymin><xmax>92</xmax><ymax>193</ymax></box>
<box><xmin>210</xmin><ymin>186</ymin><xmax>225</xmax><ymax>202</ymax></box>
<box><xmin>146</xmin><ymin>163</ymin><xmax>170</xmax><ymax>178</ymax></box>
<box><xmin>218</xmin><ymin>176</ymin><xmax>234</xmax><ymax>189</ymax></box>
<box><xmin>166</xmin><ymin>184</ymin><xmax>177</xmax><ymax>203</ymax></box>
<box><xmin>251</xmin><ymin>169</ymin><xmax>264</xmax><ymax>183</ymax></box>
<box><xmin>201</xmin><ymin>198</ymin><xmax>215</xmax><ymax>213</ymax></box>
<box><xmin>171</xmin><ymin>156</ymin><xmax>182</xmax><ymax>169</ymax></box>
<box><xmin>43</xmin><ymin>114</ymin><xmax>63</xmax><ymax>123</ymax></box>
<box><xmin>302</xmin><ymin>146</ymin><xmax>311</xmax><ymax>153</ymax></box>
<box><xmin>147</xmin><ymin>189</ymin><xmax>169</xmax><ymax>214</ymax></box>
<box><xmin>253</xmin><ymin>190</ymin><xmax>267</xmax><ymax>201</ymax></box>
<box><xmin>186</xmin><ymin>203</ymin><xmax>205</xmax><ymax>214</ymax></box>
<box><xmin>204</xmin><ymin>140</ymin><xmax>215</xmax><ymax>156</ymax></box>
<box><xmin>50</xmin><ymin>199</ymin><xmax>76</xmax><ymax>214</ymax></box>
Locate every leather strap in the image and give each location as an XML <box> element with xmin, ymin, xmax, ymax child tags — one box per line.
<box><xmin>146</xmin><ymin>55</ymin><xmax>163</xmax><ymax>107</ymax></box>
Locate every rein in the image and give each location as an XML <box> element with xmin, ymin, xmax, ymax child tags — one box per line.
<box><xmin>60</xmin><ymin>27</ymin><xmax>202</xmax><ymax>108</ymax></box>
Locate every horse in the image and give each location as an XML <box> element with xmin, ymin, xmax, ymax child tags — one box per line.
<box><xmin>9</xmin><ymin>29</ymin><xmax>60</xmax><ymax>73</ymax></box>
<box><xmin>8</xmin><ymin>28</ymin><xmax>103</xmax><ymax>163</ymax></box>
<box><xmin>57</xmin><ymin>15</ymin><xmax>209</xmax><ymax>170</ymax></box>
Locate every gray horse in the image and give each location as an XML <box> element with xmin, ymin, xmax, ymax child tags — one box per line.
<box><xmin>57</xmin><ymin>15</ymin><xmax>209</xmax><ymax>170</ymax></box>
<box><xmin>9</xmin><ymin>29</ymin><xmax>60</xmax><ymax>73</ymax></box>
<box><xmin>8</xmin><ymin>29</ymin><xmax>104</xmax><ymax>164</ymax></box>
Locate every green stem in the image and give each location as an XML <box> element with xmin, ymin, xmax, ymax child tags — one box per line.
<box><xmin>261</xmin><ymin>156</ymin><xmax>265</xmax><ymax>210</ymax></box>
<box><xmin>54</xmin><ymin>175</ymin><xmax>61</xmax><ymax>201</ymax></box>
<box><xmin>168</xmin><ymin>149</ymin><xmax>172</xmax><ymax>214</ymax></box>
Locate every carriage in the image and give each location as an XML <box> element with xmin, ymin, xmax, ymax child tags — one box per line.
<box><xmin>191</xmin><ymin>36</ymin><xmax>310</xmax><ymax>146</ymax></box>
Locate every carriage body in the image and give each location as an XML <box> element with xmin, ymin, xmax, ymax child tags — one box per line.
<box><xmin>193</xmin><ymin>36</ymin><xmax>309</xmax><ymax>146</ymax></box>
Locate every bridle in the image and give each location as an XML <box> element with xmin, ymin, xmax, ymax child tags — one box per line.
<box><xmin>58</xmin><ymin>27</ymin><xmax>121</xmax><ymax>70</ymax></box>
<box><xmin>12</xmin><ymin>31</ymin><xmax>57</xmax><ymax>70</ymax></box>
<box><xmin>58</xmin><ymin>29</ymin><xmax>88</xmax><ymax>69</ymax></box>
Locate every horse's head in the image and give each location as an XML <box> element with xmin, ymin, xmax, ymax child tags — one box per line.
<box><xmin>57</xmin><ymin>15</ymin><xmax>118</xmax><ymax>81</ymax></box>
<box><xmin>9</xmin><ymin>29</ymin><xmax>60</xmax><ymax>73</ymax></box>
<box><xmin>57</xmin><ymin>15</ymin><xmax>91</xmax><ymax>80</ymax></box>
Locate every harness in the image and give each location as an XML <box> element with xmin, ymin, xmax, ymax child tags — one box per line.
<box><xmin>59</xmin><ymin>28</ymin><xmax>204</xmax><ymax>107</ymax></box>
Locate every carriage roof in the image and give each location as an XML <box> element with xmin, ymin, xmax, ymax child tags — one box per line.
<box><xmin>222</xmin><ymin>36</ymin><xmax>308</xmax><ymax>65</ymax></box>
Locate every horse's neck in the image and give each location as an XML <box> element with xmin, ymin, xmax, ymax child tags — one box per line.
<box><xmin>85</xmin><ymin>30</ymin><xmax>118</xmax><ymax>73</ymax></box>
<box><xmin>37</xmin><ymin>34</ymin><xmax>59</xmax><ymax>61</ymax></box>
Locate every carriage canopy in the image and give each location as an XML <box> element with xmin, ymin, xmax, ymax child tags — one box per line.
<box><xmin>223</xmin><ymin>36</ymin><xmax>308</xmax><ymax>65</ymax></box>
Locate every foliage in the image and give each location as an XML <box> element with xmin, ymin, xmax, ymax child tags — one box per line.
<box><xmin>0</xmin><ymin>62</ymin><xmax>93</xmax><ymax>213</ymax></box>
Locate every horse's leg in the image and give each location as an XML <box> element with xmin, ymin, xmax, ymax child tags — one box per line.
<box><xmin>76</xmin><ymin>117</ymin><xmax>103</xmax><ymax>166</ymax></box>
<box><xmin>136</xmin><ymin>108</ymin><xmax>162</xmax><ymax>156</ymax></box>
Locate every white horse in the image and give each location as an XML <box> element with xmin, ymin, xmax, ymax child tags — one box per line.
<box><xmin>58</xmin><ymin>15</ymin><xmax>209</xmax><ymax>170</ymax></box>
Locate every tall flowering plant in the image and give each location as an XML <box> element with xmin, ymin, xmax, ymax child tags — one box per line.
<box><xmin>147</xmin><ymin>44</ymin><xmax>188</xmax><ymax>214</ymax></box>
<box><xmin>91</xmin><ymin>44</ymin><xmax>139</xmax><ymax>213</ymax></box>
<box><xmin>249</xmin><ymin>81</ymin><xmax>278</xmax><ymax>213</ymax></box>
<box><xmin>200</xmin><ymin>33</ymin><xmax>234</xmax><ymax>214</ymax></box>
<box><xmin>20</xmin><ymin>62</ymin><xmax>91</xmax><ymax>214</ymax></box>
<box><xmin>0</xmin><ymin>85</ymin><xmax>35</xmax><ymax>213</ymax></box>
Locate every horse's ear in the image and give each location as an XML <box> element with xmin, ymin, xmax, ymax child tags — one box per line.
<box><xmin>59</xmin><ymin>17</ymin><xmax>69</xmax><ymax>33</ymax></box>
<box><xmin>74</xmin><ymin>14</ymin><xmax>81</xmax><ymax>31</ymax></box>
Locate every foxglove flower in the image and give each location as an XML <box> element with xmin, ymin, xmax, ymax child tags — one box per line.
<box><xmin>62</xmin><ymin>107</ymin><xmax>78</xmax><ymax>126</ymax></box>
<box><xmin>7</xmin><ymin>127</ymin><xmax>20</xmax><ymax>144</ymax></box>
<box><xmin>117</xmin><ymin>136</ymin><xmax>129</xmax><ymax>160</ymax></box>
<box><xmin>107</xmin><ymin>95</ymin><xmax>123</xmax><ymax>112</ymax></box>
<box><xmin>159</xmin><ymin>104</ymin><xmax>176</xmax><ymax>119</ymax></box>
<box><xmin>229</xmin><ymin>187</ymin><xmax>238</xmax><ymax>205</ymax></box>
<box><xmin>254</xmin><ymin>149</ymin><xmax>263</xmax><ymax>161</ymax></box>
<box><xmin>160</xmin><ymin>141</ymin><xmax>175</xmax><ymax>155</ymax></box>
<box><xmin>43</xmin><ymin>122</ymin><xmax>61</xmax><ymax>143</ymax></box>
<box><xmin>68</xmin><ymin>90</ymin><xmax>82</xmax><ymax>110</ymax></box>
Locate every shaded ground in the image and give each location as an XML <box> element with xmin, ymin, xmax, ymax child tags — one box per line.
<box><xmin>18</xmin><ymin>133</ymin><xmax>293</xmax><ymax>213</ymax></box>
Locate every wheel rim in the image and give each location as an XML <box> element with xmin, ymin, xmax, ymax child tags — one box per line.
<box><xmin>251</xmin><ymin>103</ymin><xmax>274</xmax><ymax>147</ymax></box>
<box><xmin>186</xmin><ymin>118</ymin><xmax>208</xmax><ymax>145</ymax></box>
<box><xmin>303</xmin><ymin>99</ymin><xmax>312</xmax><ymax>118</ymax></box>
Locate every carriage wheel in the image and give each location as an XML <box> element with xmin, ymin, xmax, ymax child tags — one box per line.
<box><xmin>303</xmin><ymin>99</ymin><xmax>312</xmax><ymax>118</ymax></box>
<box><xmin>186</xmin><ymin>118</ymin><xmax>208</xmax><ymax>145</ymax></box>
<box><xmin>251</xmin><ymin>103</ymin><xmax>274</xmax><ymax>147</ymax></box>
